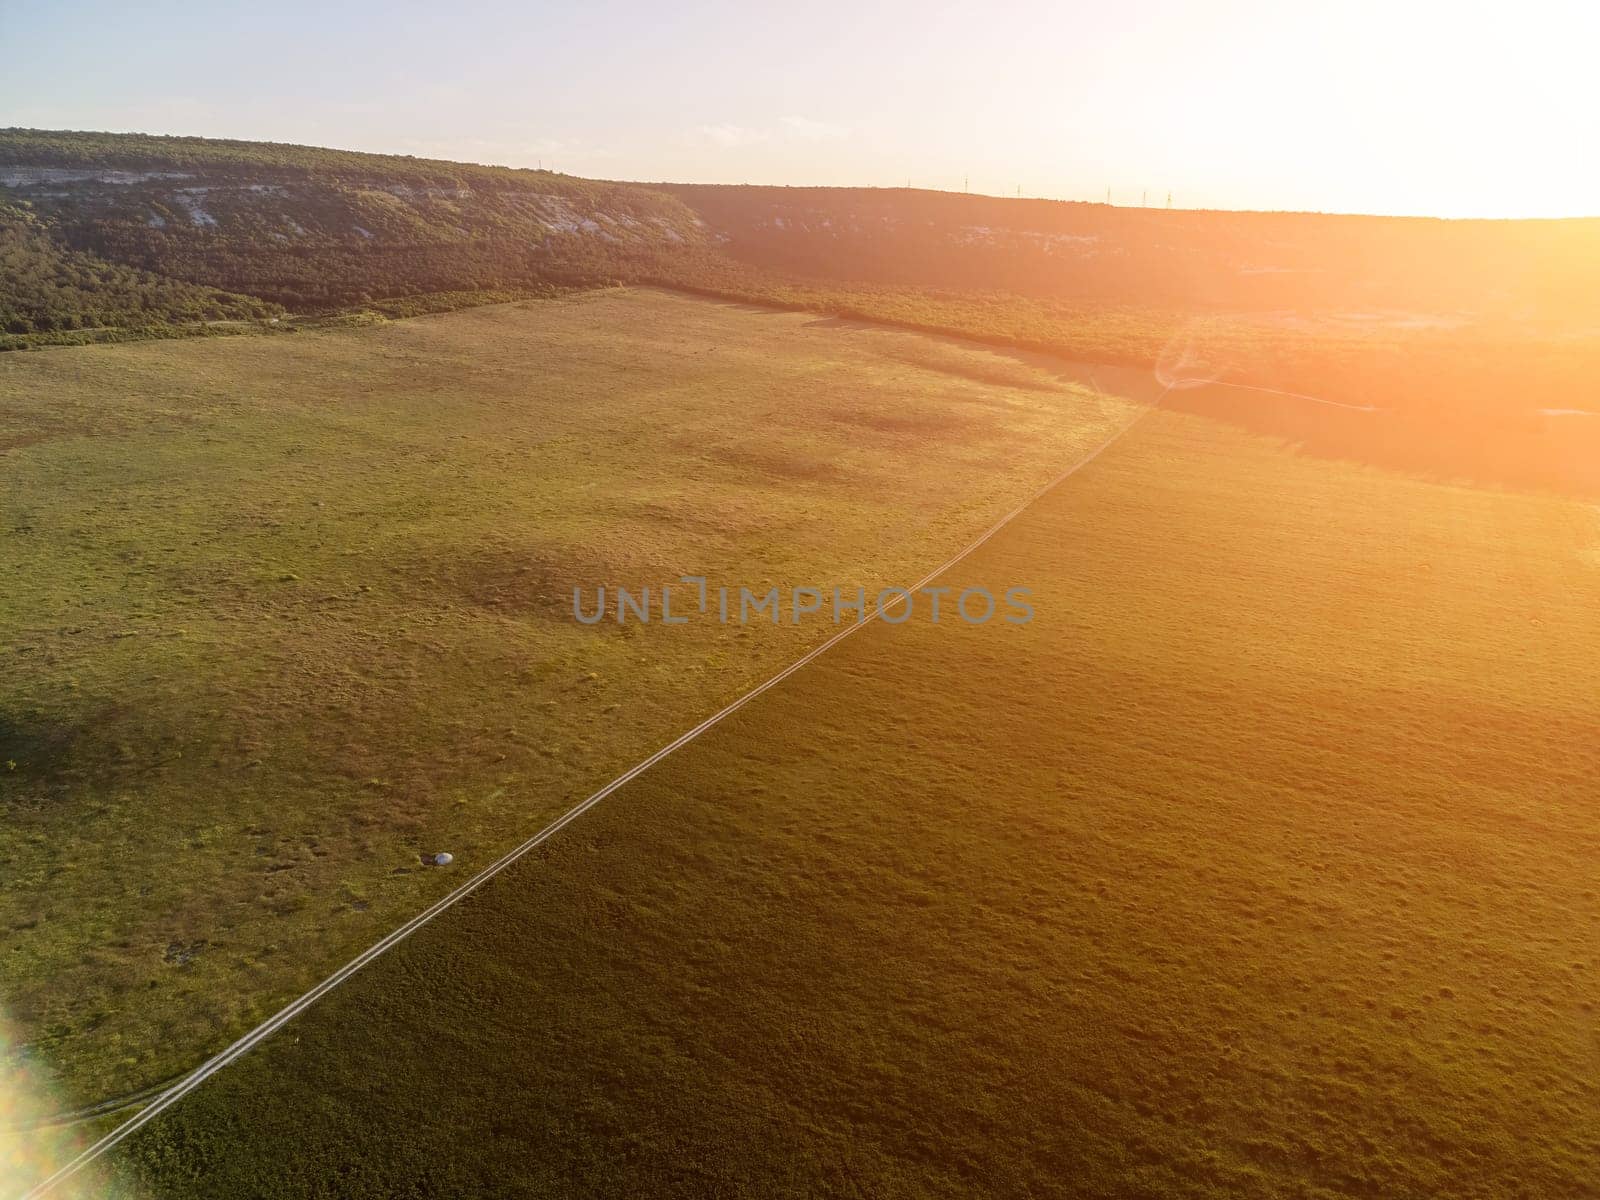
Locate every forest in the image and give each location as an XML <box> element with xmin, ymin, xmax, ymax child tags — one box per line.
<box><xmin>0</xmin><ymin>199</ymin><xmax>278</xmax><ymax>345</ymax></box>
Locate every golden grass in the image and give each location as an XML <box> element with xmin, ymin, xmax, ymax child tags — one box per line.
<box><xmin>93</xmin><ymin>410</ymin><xmax>1600</xmax><ymax>1198</ymax></box>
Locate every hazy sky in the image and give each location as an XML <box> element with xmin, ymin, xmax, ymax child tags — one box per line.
<box><xmin>4</xmin><ymin>0</ymin><xmax>1597</xmax><ymax>217</ymax></box>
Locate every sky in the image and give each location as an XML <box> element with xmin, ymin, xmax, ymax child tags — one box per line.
<box><xmin>3</xmin><ymin>0</ymin><xmax>1598</xmax><ymax>218</ymax></box>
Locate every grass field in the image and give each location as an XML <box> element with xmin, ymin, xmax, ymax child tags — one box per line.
<box><xmin>59</xmin><ymin>409</ymin><xmax>1600</xmax><ymax>1198</ymax></box>
<box><xmin>658</xmin><ymin>272</ymin><xmax>1600</xmax><ymax>498</ymax></box>
<box><xmin>0</xmin><ymin>288</ymin><xmax>1138</xmax><ymax>1149</ymax></box>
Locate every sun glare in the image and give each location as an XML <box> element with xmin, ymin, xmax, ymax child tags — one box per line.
<box><xmin>1</xmin><ymin>1009</ymin><xmax>99</xmax><ymax>1199</ymax></box>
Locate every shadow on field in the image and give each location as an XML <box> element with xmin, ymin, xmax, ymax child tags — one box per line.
<box><xmin>0</xmin><ymin>708</ymin><xmax>86</xmax><ymax>782</ymax></box>
<box><xmin>705</xmin><ymin>441</ymin><xmax>850</xmax><ymax>482</ymax></box>
<box><xmin>839</xmin><ymin>314</ymin><xmax>1600</xmax><ymax>496</ymax></box>
<box><xmin>684</xmin><ymin>288</ymin><xmax>1600</xmax><ymax>497</ymax></box>
<box><xmin>1163</xmin><ymin>384</ymin><xmax>1600</xmax><ymax>497</ymax></box>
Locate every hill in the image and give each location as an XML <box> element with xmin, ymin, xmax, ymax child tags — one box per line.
<box><xmin>0</xmin><ymin>129</ymin><xmax>713</xmax><ymax>317</ymax></box>
<box><xmin>13</xmin><ymin>128</ymin><xmax>1600</xmax><ymax>339</ymax></box>
<box><xmin>662</xmin><ymin>182</ymin><xmax>1600</xmax><ymax>320</ymax></box>
<box><xmin>6</xmin><ymin>129</ymin><xmax>1600</xmax><ymax>493</ymax></box>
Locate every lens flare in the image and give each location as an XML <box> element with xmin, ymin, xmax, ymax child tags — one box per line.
<box><xmin>0</xmin><ymin>1010</ymin><xmax>110</xmax><ymax>1200</ymax></box>
<box><xmin>1154</xmin><ymin>330</ymin><xmax>1229</xmax><ymax>392</ymax></box>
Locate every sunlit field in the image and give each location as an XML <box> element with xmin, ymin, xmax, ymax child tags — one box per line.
<box><xmin>0</xmin><ymin>288</ymin><xmax>1136</xmax><ymax>1155</ymax></box>
<box><xmin>12</xmin><ymin>0</ymin><xmax>1600</xmax><ymax>1193</ymax></box>
<box><xmin>88</xmin><ymin>409</ymin><xmax>1600</xmax><ymax>1198</ymax></box>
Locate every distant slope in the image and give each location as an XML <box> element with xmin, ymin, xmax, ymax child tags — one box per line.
<box><xmin>14</xmin><ymin>128</ymin><xmax>1600</xmax><ymax>339</ymax></box>
<box><xmin>1</xmin><ymin>129</ymin><xmax>713</xmax><ymax>313</ymax></box>
<box><xmin>663</xmin><ymin>183</ymin><xmax>1600</xmax><ymax>322</ymax></box>
<box><xmin>6</xmin><ymin>129</ymin><xmax>1600</xmax><ymax>496</ymax></box>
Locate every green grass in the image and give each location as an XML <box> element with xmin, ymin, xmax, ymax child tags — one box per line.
<box><xmin>78</xmin><ymin>409</ymin><xmax>1600</xmax><ymax>1199</ymax></box>
<box><xmin>0</xmin><ymin>289</ymin><xmax>1135</xmax><ymax>1133</ymax></box>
